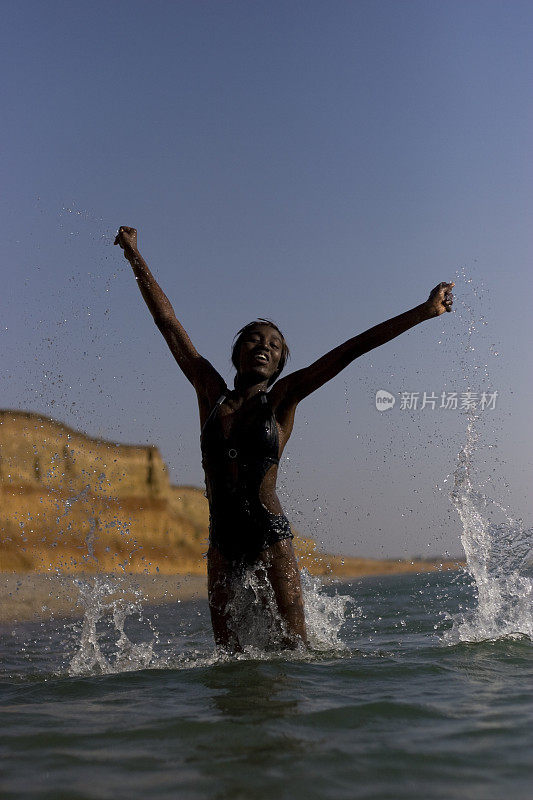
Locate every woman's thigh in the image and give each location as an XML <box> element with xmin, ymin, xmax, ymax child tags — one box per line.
<box><xmin>207</xmin><ymin>546</ymin><xmax>239</xmax><ymax>648</ymax></box>
<box><xmin>261</xmin><ymin>540</ymin><xmax>308</xmax><ymax>644</ymax></box>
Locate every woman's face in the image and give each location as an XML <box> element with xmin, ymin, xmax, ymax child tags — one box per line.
<box><xmin>237</xmin><ymin>323</ymin><xmax>283</xmax><ymax>384</ymax></box>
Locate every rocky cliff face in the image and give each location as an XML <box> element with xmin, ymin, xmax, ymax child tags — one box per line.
<box><xmin>0</xmin><ymin>410</ymin><xmax>208</xmax><ymax>573</ymax></box>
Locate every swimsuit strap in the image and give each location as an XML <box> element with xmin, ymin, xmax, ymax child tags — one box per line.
<box><xmin>261</xmin><ymin>391</ymin><xmax>280</xmax><ymax>464</ymax></box>
<box><xmin>201</xmin><ymin>394</ymin><xmax>227</xmax><ymax>439</ymax></box>
<box><xmin>201</xmin><ymin>390</ymin><xmax>273</xmax><ymax>446</ymax></box>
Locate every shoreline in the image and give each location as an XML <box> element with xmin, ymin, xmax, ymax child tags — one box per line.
<box><xmin>0</xmin><ymin>563</ymin><xmax>463</xmax><ymax>623</ymax></box>
<box><xmin>0</xmin><ymin>573</ymin><xmax>207</xmax><ymax>624</ymax></box>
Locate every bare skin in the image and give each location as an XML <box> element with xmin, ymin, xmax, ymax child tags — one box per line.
<box><xmin>114</xmin><ymin>225</ymin><xmax>454</xmax><ymax>649</ymax></box>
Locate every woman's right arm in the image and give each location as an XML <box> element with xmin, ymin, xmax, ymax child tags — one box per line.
<box><xmin>114</xmin><ymin>226</ymin><xmax>224</xmax><ymax>401</ymax></box>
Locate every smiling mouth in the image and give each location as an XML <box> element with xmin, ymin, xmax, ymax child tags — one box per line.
<box><xmin>253</xmin><ymin>353</ymin><xmax>269</xmax><ymax>364</ymax></box>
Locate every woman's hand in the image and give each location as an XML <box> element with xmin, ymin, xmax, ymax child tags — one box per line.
<box><xmin>424</xmin><ymin>282</ymin><xmax>455</xmax><ymax>317</ymax></box>
<box><xmin>114</xmin><ymin>226</ymin><xmax>138</xmax><ymax>257</ymax></box>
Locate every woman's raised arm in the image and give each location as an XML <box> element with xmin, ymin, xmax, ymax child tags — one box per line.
<box><xmin>114</xmin><ymin>226</ymin><xmax>224</xmax><ymax>399</ymax></box>
<box><xmin>272</xmin><ymin>282</ymin><xmax>454</xmax><ymax>408</ymax></box>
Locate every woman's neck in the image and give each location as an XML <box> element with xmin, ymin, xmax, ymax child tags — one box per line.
<box><xmin>233</xmin><ymin>377</ymin><xmax>269</xmax><ymax>401</ymax></box>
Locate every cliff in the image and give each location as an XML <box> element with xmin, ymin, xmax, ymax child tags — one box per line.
<box><xmin>0</xmin><ymin>410</ymin><xmax>206</xmax><ymax>573</ymax></box>
<box><xmin>0</xmin><ymin>410</ymin><xmax>461</xmax><ymax>576</ymax></box>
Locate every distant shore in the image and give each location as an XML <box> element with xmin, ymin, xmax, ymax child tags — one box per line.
<box><xmin>0</xmin><ymin>572</ymin><xmax>207</xmax><ymax>623</ymax></box>
<box><xmin>1</xmin><ymin>559</ymin><xmax>463</xmax><ymax>623</ymax></box>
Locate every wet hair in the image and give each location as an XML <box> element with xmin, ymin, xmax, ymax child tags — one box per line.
<box><xmin>231</xmin><ymin>319</ymin><xmax>290</xmax><ymax>387</ymax></box>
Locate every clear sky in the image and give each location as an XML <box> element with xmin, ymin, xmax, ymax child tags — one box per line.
<box><xmin>2</xmin><ymin>0</ymin><xmax>532</xmax><ymax>558</ymax></box>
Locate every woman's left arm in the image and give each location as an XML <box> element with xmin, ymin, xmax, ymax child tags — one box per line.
<box><xmin>272</xmin><ymin>282</ymin><xmax>454</xmax><ymax>407</ymax></box>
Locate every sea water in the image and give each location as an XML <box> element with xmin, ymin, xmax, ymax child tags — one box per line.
<box><xmin>2</xmin><ymin>492</ymin><xmax>532</xmax><ymax>800</ymax></box>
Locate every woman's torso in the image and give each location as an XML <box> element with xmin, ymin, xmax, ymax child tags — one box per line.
<box><xmin>200</xmin><ymin>390</ymin><xmax>291</xmax><ymax>560</ymax></box>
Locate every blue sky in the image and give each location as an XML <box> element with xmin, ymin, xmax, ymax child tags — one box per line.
<box><xmin>2</xmin><ymin>0</ymin><xmax>532</xmax><ymax>557</ymax></box>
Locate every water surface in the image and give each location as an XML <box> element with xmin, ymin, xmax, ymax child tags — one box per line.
<box><xmin>2</xmin><ymin>570</ymin><xmax>532</xmax><ymax>800</ymax></box>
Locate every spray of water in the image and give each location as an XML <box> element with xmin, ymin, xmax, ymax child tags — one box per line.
<box><xmin>301</xmin><ymin>570</ymin><xmax>357</xmax><ymax>650</ymax></box>
<box><xmin>445</xmin><ymin>418</ymin><xmax>533</xmax><ymax>643</ymax></box>
<box><xmin>218</xmin><ymin>565</ymin><xmax>355</xmax><ymax>654</ymax></box>
<box><xmin>440</xmin><ymin>269</ymin><xmax>533</xmax><ymax>643</ymax></box>
<box><xmin>67</xmin><ymin>567</ymin><xmax>356</xmax><ymax>676</ymax></box>
<box><xmin>68</xmin><ymin>577</ymin><xmax>154</xmax><ymax>675</ymax></box>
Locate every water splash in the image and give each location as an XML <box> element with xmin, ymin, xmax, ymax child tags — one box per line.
<box><xmin>218</xmin><ymin>565</ymin><xmax>356</xmax><ymax>654</ymax></box>
<box><xmin>302</xmin><ymin>570</ymin><xmax>358</xmax><ymax>650</ymax></box>
<box><xmin>222</xmin><ymin>563</ymin><xmax>292</xmax><ymax>653</ymax></box>
<box><xmin>445</xmin><ymin>419</ymin><xmax>533</xmax><ymax>643</ymax></box>
<box><xmin>66</xmin><ymin>567</ymin><xmax>356</xmax><ymax>675</ymax></box>
<box><xmin>68</xmin><ymin>577</ymin><xmax>154</xmax><ymax>675</ymax></box>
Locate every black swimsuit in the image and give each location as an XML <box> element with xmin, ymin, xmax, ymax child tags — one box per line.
<box><xmin>201</xmin><ymin>390</ymin><xmax>293</xmax><ymax>563</ymax></box>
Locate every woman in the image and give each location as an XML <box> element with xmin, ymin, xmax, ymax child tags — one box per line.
<box><xmin>115</xmin><ymin>226</ymin><xmax>454</xmax><ymax>650</ymax></box>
